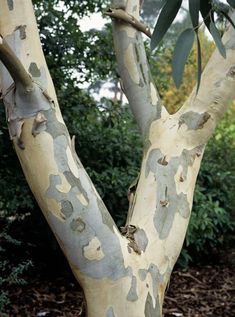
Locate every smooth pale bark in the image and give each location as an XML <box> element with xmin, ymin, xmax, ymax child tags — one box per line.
<box><xmin>0</xmin><ymin>0</ymin><xmax>234</xmax><ymax>316</ymax></box>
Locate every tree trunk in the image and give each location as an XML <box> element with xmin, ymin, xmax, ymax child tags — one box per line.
<box><xmin>0</xmin><ymin>1</ymin><xmax>235</xmax><ymax>316</ymax></box>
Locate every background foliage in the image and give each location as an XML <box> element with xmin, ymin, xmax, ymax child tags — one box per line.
<box><xmin>0</xmin><ymin>0</ymin><xmax>234</xmax><ymax>311</ymax></box>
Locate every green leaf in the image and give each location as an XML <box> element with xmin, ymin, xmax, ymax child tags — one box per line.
<box><xmin>210</xmin><ymin>21</ymin><xmax>226</xmax><ymax>58</ymax></box>
<box><xmin>151</xmin><ymin>0</ymin><xmax>183</xmax><ymax>51</ymax></box>
<box><xmin>200</xmin><ymin>0</ymin><xmax>213</xmax><ymax>31</ymax></box>
<box><xmin>172</xmin><ymin>28</ymin><xmax>195</xmax><ymax>88</ymax></box>
<box><xmin>227</xmin><ymin>0</ymin><xmax>235</xmax><ymax>9</ymax></box>
<box><xmin>189</xmin><ymin>0</ymin><xmax>200</xmax><ymax>30</ymax></box>
<box><xmin>196</xmin><ymin>34</ymin><xmax>202</xmax><ymax>94</ymax></box>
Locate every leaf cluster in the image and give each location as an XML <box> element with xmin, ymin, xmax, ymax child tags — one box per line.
<box><xmin>151</xmin><ymin>0</ymin><xmax>235</xmax><ymax>90</ymax></box>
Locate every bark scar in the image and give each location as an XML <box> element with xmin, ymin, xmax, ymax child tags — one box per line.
<box><xmin>120</xmin><ymin>225</ymin><xmax>141</xmax><ymax>254</ymax></box>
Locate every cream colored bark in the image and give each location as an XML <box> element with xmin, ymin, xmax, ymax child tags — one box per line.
<box><xmin>0</xmin><ymin>0</ymin><xmax>234</xmax><ymax>317</ymax></box>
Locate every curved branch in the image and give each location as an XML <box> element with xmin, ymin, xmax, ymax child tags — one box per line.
<box><xmin>105</xmin><ymin>8</ymin><xmax>151</xmax><ymax>38</ymax></box>
<box><xmin>110</xmin><ymin>0</ymin><xmax>166</xmax><ymax>136</ymax></box>
<box><xmin>174</xmin><ymin>13</ymin><xmax>235</xmax><ymax>145</ymax></box>
<box><xmin>0</xmin><ymin>35</ymin><xmax>33</xmax><ymax>90</ymax></box>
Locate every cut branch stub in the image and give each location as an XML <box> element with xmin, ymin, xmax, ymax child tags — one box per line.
<box><xmin>105</xmin><ymin>8</ymin><xmax>151</xmax><ymax>38</ymax></box>
<box><xmin>0</xmin><ymin>35</ymin><xmax>33</xmax><ymax>90</ymax></box>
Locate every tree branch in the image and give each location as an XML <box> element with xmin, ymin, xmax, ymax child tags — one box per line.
<box><xmin>0</xmin><ymin>35</ymin><xmax>33</xmax><ymax>90</ymax></box>
<box><xmin>104</xmin><ymin>8</ymin><xmax>151</xmax><ymax>38</ymax></box>
<box><xmin>110</xmin><ymin>0</ymin><xmax>166</xmax><ymax>136</ymax></box>
<box><xmin>0</xmin><ymin>0</ymin><xmax>126</xmax><ymax>285</ymax></box>
<box><xmin>175</xmin><ymin>14</ymin><xmax>235</xmax><ymax>145</ymax></box>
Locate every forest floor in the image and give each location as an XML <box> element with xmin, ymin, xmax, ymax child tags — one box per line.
<box><xmin>3</xmin><ymin>265</ymin><xmax>235</xmax><ymax>317</ymax></box>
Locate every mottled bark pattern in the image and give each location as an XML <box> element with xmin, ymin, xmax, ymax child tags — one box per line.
<box><xmin>0</xmin><ymin>1</ymin><xmax>235</xmax><ymax>317</ymax></box>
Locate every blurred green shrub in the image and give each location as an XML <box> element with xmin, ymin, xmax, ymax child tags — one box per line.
<box><xmin>0</xmin><ymin>224</ymin><xmax>32</xmax><ymax>313</ymax></box>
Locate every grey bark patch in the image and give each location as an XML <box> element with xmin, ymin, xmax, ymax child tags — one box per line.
<box><xmin>178</xmin><ymin>111</ymin><xmax>211</xmax><ymax>130</ymax></box>
<box><xmin>46</xmin><ymin>175</ymin><xmax>69</xmax><ymax>214</ymax></box>
<box><xmin>70</xmin><ymin>218</ymin><xmax>85</xmax><ymax>232</ymax></box>
<box><xmin>53</xmin><ymin>135</ymin><xmax>71</xmax><ymax>172</ymax></box>
<box><xmin>156</xmin><ymin>102</ymin><xmax>163</xmax><ymax>120</ymax></box>
<box><xmin>127</xmin><ymin>276</ymin><xmax>138</xmax><ymax>302</ymax></box>
<box><xmin>113</xmin><ymin>28</ymin><xmax>159</xmax><ymax>134</ymax></box>
<box><xmin>45</xmin><ymin>110</ymin><xmax>68</xmax><ymax>139</ymax></box>
<box><xmin>48</xmin><ymin>198</ymin><xmax>132</xmax><ymax>280</ymax></box>
<box><xmin>106</xmin><ymin>307</ymin><xmax>116</xmax><ymax>317</ymax></box>
<box><xmin>134</xmin><ymin>229</ymin><xmax>148</xmax><ymax>252</ymax></box>
<box><xmin>44</xmin><ymin>132</ymin><xmax>133</xmax><ymax>281</ymax></box>
<box><xmin>144</xmin><ymin>292</ymin><xmax>161</xmax><ymax>317</ymax></box>
<box><xmin>29</xmin><ymin>62</ymin><xmax>41</xmax><ymax>77</ymax></box>
<box><xmin>145</xmin><ymin>148</ymin><xmax>160</xmax><ymax>177</ymax></box>
<box><xmin>7</xmin><ymin>0</ymin><xmax>14</xmax><ymax>10</ymax></box>
<box><xmin>97</xmin><ymin>198</ymin><xmax>115</xmax><ymax>232</ymax></box>
<box><xmin>140</xmin><ymin>63</ymin><xmax>147</xmax><ymax>85</ymax></box>
<box><xmin>148</xmin><ymin>263</ymin><xmax>162</xmax><ymax>298</ymax></box>
<box><xmin>138</xmin><ymin>269</ymin><xmax>148</xmax><ymax>281</ymax></box>
<box><xmin>61</xmin><ymin>200</ymin><xmax>73</xmax><ymax>218</ymax></box>
<box><xmin>154</xmin><ymin>190</ymin><xmax>189</xmax><ymax>239</ymax></box>
<box><xmin>46</xmin><ymin>173</ymin><xmax>132</xmax><ymax>280</ymax></box>
<box><xmin>64</xmin><ymin>171</ymin><xmax>88</xmax><ymax>203</ymax></box>
<box><xmin>144</xmin><ymin>147</ymin><xmax>203</xmax><ymax>239</ymax></box>
<box><xmin>15</xmin><ymin>25</ymin><xmax>27</xmax><ymax>39</ymax></box>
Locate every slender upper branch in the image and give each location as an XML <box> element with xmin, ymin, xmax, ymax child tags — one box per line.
<box><xmin>105</xmin><ymin>8</ymin><xmax>151</xmax><ymax>38</ymax></box>
<box><xmin>0</xmin><ymin>35</ymin><xmax>33</xmax><ymax>90</ymax></box>
<box><xmin>110</xmin><ymin>0</ymin><xmax>166</xmax><ymax>136</ymax></box>
<box><xmin>175</xmin><ymin>13</ymin><xmax>235</xmax><ymax>144</ymax></box>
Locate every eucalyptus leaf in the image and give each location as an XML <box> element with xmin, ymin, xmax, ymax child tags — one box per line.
<box><xmin>189</xmin><ymin>0</ymin><xmax>200</xmax><ymax>30</ymax></box>
<box><xmin>210</xmin><ymin>21</ymin><xmax>226</xmax><ymax>58</ymax></box>
<box><xmin>196</xmin><ymin>34</ymin><xmax>202</xmax><ymax>94</ymax></box>
<box><xmin>151</xmin><ymin>0</ymin><xmax>182</xmax><ymax>51</ymax></box>
<box><xmin>172</xmin><ymin>28</ymin><xmax>195</xmax><ymax>88</ymax></box>
<box><xmin>200</xmin><ymin>0</ymin><xmax>213</xmax><ymax>31</ymax></box>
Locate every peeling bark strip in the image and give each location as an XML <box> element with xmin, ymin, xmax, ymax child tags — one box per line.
<box><xmin>178</xmin><ymin>111</ymin><xmax>211</xmax><ymax>130</ymax></box>
<box><xmin>0</xmin><ymin>1</ymin><xmax>235</xmax><ymax>316</ymax></box>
